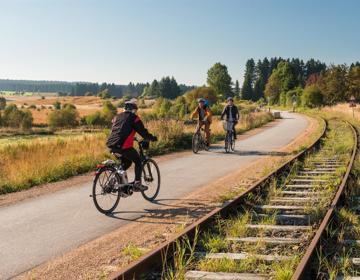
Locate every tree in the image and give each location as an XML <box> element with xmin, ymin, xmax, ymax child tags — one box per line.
<box><xmin>305</xmin><ymin>59</ymin><xmax>327</xmax><ymax>81</ymax></box>
<box><xmin>0</xmin><ymin>97</ymin><xmax>6</xmax><ymax>110</ymax></box>
<box><xmin>317</xmin><ymin>64</ymin><xmax>348</xmax><ymax>104</ymax></box>
<box><xmin>347</xmin><ymin>66</ymin><xmax>360</xmax><ymax>100</ymax></box>
<box><xmin>264</xmin><ymin>61</ymin><xmax>296</xmax><ymax>105</ymax></box>
<box><xmin>158</xmin><ymin>76</ymin><xmax>181</xmax><ymax>99</ymax></box>
<box><xmin>302</xmin><ymin>85</ymin><xmax>323</xmax><ymax>108</ymax></box>
<box><xmin>253</xmin><ymin>58</ymin><xmax>270</xmax><ymax>101</ymax></box>
<box><xmin>241</xmin><ymin>59</ymin><xmax>256</xmax><ymax>100</ymax></box>
<box><xmin>207</xmin><ymin>62</ymin><xmax>232</xmax><ymax>98</ymax></box>
<box><xmin>234</xmin><ymin>80</ymin><xmax>240</xmax><ymax>98</ymax></box>
<box><xmin>184</xmin><ymin>86</ymin><xmax>218</xmax><ymax>106</ymax></box>
<box><xmin>148</xmin><ymin>80</ymin><xmax>161</xmax><ymax>97</ymax></box>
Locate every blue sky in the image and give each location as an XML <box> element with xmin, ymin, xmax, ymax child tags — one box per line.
<box><xmin>0</xmin><ymin>0</ymin><xmax>359</xmax><ymax>85</ymax></box>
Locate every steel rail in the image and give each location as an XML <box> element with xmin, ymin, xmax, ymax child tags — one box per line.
<box><xmin>291</xmin><ymin>121</ymin><xmax>358</xmax><ymax>280</ymax></box>
<box><xmin>111</xmin><ymin>118</ymin><xmax>327</xmax><ymax>280</ymax></box>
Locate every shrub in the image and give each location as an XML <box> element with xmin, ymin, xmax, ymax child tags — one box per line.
<box><xmin>62</xmin><ymin>103</ymin><xmax>76</xmax><ymax>110</ymax></box>
<box><xmin>85</xmin><ymin>111</ymin><xmax>107</xmax><ymax>126</ymax></box>
<box><xmin>98</xmin><ymin>89</ymin><xmax>111</xmax><ymax>99</ymax></box>
<box><xmin>29</xmin><ymin>104</ymin><xmax>36</xmax><ymax>109</ymax></box>
<box><xmin>301</xmin><ymin>85</ymin><xmax>323</xmax><ymax>108</ymax></box>
<box><xmin>53</xmin><ymin>101</ymin><xmax>61</xmax><ymax>110</ymax></box>
<box><xmin>117</xmin><ymin>98</ymin><xmax>126</xmax><ymax>108</ymax></box>
<box><xmin>84</xmin><ymin>101</ymin><xmax>117</xmax><ymax>127</ymax></box>
<box><xmin>102</xmin><ymin>101</ymin><xmax>117</xmax><ymax>123</ymax></box>
<box><xmin>48</xmin><ymin>106</ymin><xmax>79</xmax><ymax>128</ymax></box>
<box><xmin>157</xmin><ymin>98</ymin><xmax>172</xmax><ymax>118</ymax></box>
<box><xmin>0</xmin><ymin>97</ymin><xmax>6</xmax><ymax>110</ymax></box>
<box><xmin>1</xmin><ymin>104</ymin><xmax>33</xmax><ymax>129</ymax></box>
<box><xmin>210</xmin><ymin>103</ymin><xmax>223</xmax><ymax>115</ymax></box>
<box><xmin>286</xmin><ymin>87</ymin><xmax>303</xmax><ymax>107</ymax></box>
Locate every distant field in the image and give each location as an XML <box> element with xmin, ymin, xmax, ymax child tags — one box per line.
<box><xmin>0</xmin><ymin>91</ymin><xmax>58</xmax><ymax>97</ymax></box>
<box><xmin>3</xmin><ymin>95</ymin><xmax>110</xmax><ymax>125</ymax></box>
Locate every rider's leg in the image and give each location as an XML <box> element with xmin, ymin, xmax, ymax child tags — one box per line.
<box><xmin>233</xmin><ymin>122</ymin><xmax>237</xmax><ymax>139</ymax></box>
<box><xmin>110</xmin><ymin>146</ymin><xmax>132</xmax><ymax>170</ymax></box>
<box><xmin>204</xmin><ymin>121</ymin><xmax>211</xmax><ymax>145</ymax></box>
<box><xmin>119</xmin><ymin>148</ymin><xmax>142</xmax><ymax>182</ymax></box>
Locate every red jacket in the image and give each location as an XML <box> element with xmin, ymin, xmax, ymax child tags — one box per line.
<box><xmin>106</xmin><ymin>111</ymin><xmax>154</xmax><ymax>149</ymax></box>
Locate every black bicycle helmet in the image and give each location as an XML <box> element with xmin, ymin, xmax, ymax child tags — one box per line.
<box><xmin>197</xmin><ymin>98</ymin><xmax>205</xmax><ymax>103</ymax></box>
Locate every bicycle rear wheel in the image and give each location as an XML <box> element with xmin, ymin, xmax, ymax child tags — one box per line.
<box><xmin>192</xmin><ymin>133</ymin><xmax>201</xmax><ymax>154</ymax></box>
<box><xmin>141</xmin><ymin>159</ymin><xmax>161</xmax><ymax>201</ymax></box>
<box><xmin>92</xmin><ymin>166</ymin><xmax>121</xmax><ymax>214</ymax></box>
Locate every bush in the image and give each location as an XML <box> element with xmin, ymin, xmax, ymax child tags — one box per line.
<box><xmin>1</xmin><ymin>104</ymin><xmax>33</xmax><ymax>129</ymax></box>
<box><xmin>169</xmin><ymin>96</ymin><xmax>187</xmax><ymax>119</ymax></box>
<box><xmin>84</xmin><ymin>101</ymin><xmax>117</xmax><ymax>127</ymax></box>
<box><xmin>98</xmin><ymin>89</ymin><xmax>111</xmax><ymax>99</ymax></box>
<box><xmin>0</xmin><ymin>97</ymin><xmax>6</xmax><ymax>110</ymax></box>
<box><xmin>286</xmin><ymin>87</ymin><xmax>303</xmax><ymax>107</ymax></box>
<box><xmin>53</xmin><ymin>101</ymin><xmax>61</xmax><ymax>110</ymax></box>
<box><xmin>29</xmin><ymin>104</ymin><xmax>36</xmax><ymax>109</ymax></box>
<box><xmin>210</xmin><ymin>103</ymin><xmax>223</xmax><ymax>115</ymax></box>
<box><xmin>301</xmin><ymin>85</ymin><xmax>323</xmax><ymax>108</ymax></box>
<box><xmin>85</xmin><ymin>112</ymin><xmax>107</xmax><ymax>126</ymax></box>
<box><xmin>48</xmin><ymin>106</ymin><xmax>79</xmax><ymax>128</ymax></box>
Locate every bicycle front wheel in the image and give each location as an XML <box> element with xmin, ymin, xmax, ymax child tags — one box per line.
<box><xmin>225</xmin><ymin>132</ymin><xmax>230</xmax><ymax>153</ymax></box>
<box><xmin>141</xmin><ymin>159</ymin><xmax>161</xmax><ymax>201</ymax></box>
<box><xmin>231</xmin><ymin>132</ymin><xmax>235</xmax><ymax>151</ymax></box>
<box><xmin>92</xmin><ymin>166</ymin><xmax>121</xmax><ymax>214</ymax></box>
<box><xmin>192</xmin><ymin>133</ymin><xmax>200</xmax><ymax>154</ymax></box>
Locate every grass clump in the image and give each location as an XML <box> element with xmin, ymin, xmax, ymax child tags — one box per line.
<box><xmin>122</xmin><ymin>243</ymin><xmax>146</xmax><ymax>261</ymax></box>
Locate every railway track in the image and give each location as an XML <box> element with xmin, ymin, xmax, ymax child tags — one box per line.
<box><xmin>111</xmin><ymin>119</ymin><xmax>357</xmax><ymax>280</ymax></box>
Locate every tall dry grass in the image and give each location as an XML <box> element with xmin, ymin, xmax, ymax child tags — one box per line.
<box><xmin>0</xmin><ymin>111</ymin><xmax>273</xmax><ymax>194</ymax></box>
<box><xmin>0</xmin><ymin>133</ymin><xmax>108</xmax><ymax>194</ymax></box>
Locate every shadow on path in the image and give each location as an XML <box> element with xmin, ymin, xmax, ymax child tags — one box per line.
<box><xmin>107</xmin><ymin>198</ymin><xmax>212</xmax><ymax>225</ymax></box>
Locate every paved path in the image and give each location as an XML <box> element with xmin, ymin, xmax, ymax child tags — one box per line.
<box><xmin>0</xmin><ymin>112</ymin><xmax>308</xmax><ymax>279</ymax></box>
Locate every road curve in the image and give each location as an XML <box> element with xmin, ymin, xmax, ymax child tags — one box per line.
<box><xmin>0</xmin><ymin>111</ymin><xmax>308</xmax><ymax>279</ymax></box>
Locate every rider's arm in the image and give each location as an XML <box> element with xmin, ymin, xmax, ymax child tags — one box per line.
<box><xmin>133</xmin><ymin>116</ymin><xmax>156</xmax><ymax>141</ymax></box>
<box><xmin>190</xmin><ymin>108</ymin><xmax>198</xmax><ymax>119</ymax></box>
<box><xmin>220</xmin><ymin>106</ymin><xmax>227</xmax><ymax>120</ymax></box>
<box><xmin>235</xmin><ymin>106</ymin><xmax>240</xmax><ymax>120</ymax></box>
<box><xmin>205</xmin><ymin>109</ymin><xmax>212</xmax><ymax>123</ymax></box>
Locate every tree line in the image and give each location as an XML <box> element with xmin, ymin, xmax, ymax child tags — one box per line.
<box><xmin>240</xmin><ymin>57</ymin><xmax>327</xmax><ymax>101</ymax></box>
<box><xmin>0</xmin><ymin>78</ymin><xmax>194</xmax><ymax>99</ymax></box>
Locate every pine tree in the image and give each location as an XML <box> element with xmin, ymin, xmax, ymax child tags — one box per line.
<box><xmin>234</xmin><ymin>80</ymin><xmax>240</xmax><ymax>97</ymax></box>
<box><xmin>241</xmin><ymin>59</ymin><xmax>255</xmax><ymax>100</ymax></box>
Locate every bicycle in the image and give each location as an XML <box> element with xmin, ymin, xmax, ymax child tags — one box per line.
<box><xmin>224</xmin><ymin>120</ymin><xmax>235</xmax><ymax>153</ymax></box>
<box><xmin>192</xmin><ymin>121</ymin><xmax>210</xmax><ymax>154</ymax></box>
<box><xmin>91</xmin><ymin>138</ymin><xmax>160</xmax><ymax>214</ymax></box>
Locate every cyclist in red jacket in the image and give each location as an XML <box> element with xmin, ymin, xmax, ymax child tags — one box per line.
<box><xmin>106</xmin><ymin>100</ymin><xmax>157</xmax><ymax>191</ymax></box>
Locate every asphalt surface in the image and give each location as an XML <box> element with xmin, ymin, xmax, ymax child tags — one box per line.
<box><xmin>0</xmin><ymin>111</ymin><xmax>308</xmax><ymax>279</ymax></box>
